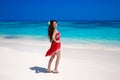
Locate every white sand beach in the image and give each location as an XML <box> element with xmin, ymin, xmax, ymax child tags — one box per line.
<box><xmin>0</xmin><ymin>38</ymin><xmax>120</xmax><ymax>80</ymax></box>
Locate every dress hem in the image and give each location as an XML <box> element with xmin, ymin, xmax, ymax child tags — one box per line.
<box><xmin>45</xmin><ymin>48</ymin><xmax>60</xmax><ymax>57</ymax></box>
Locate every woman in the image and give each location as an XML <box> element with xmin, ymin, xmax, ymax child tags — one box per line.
<box><xmin>45</xmin><ymin>20</ymin><xmax>61</xmax><ymax>73</ymax></box>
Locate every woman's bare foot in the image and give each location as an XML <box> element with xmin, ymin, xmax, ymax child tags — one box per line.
<box><xmin>52</xmin><ymin>70</ymin><xmax>59</xmax><ymax>73</ymax></box>
<box><xmin>47</xmin><ymin>69</ymin><xmax>52</xmax><ymax>73</ymax></box>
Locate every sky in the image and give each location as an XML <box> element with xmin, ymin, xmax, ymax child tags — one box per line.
<box><xmin>0</xmin><ymin>0</ymin><xmax>120</xmax><ymax>20</ymax></box>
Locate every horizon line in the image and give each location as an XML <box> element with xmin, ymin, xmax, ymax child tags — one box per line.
<box><xmin>0</xmin><ymin>19</ymin><xmax>120</xmax><ymax>21</ymax></box>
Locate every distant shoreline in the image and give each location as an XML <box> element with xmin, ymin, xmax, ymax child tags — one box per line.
<box><xmin>0</xmin><ymin>36</ymin><xmax>120</xmax><ymax>48</ymax></box>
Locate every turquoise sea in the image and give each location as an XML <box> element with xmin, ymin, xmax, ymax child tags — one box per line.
<box><xmin>0</xmin><ymin>20</ymin><xmax>120</xmax><ymax>46</ymax></box>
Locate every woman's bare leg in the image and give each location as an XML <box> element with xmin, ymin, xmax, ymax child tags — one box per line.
<box><xmin>53</xmin><ymin>50</ymin><xmax>61</xmax><ymax>73</ymax></box>
<box><xmin>47</xmin><ymin>53</ymin><xmax>56</xmax><ymax>72</ymax></box>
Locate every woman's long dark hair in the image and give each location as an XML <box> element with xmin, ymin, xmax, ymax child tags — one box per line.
<box><xmin>48</xmin><ymin>20</ymin><xmax>57</xmax><ymax>42</ymax></box>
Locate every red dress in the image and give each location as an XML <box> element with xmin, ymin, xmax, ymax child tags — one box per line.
<box><xmin>45</xmin><ymin>32</ymin><xmax>61</xmax><ymax>57</ymax></box>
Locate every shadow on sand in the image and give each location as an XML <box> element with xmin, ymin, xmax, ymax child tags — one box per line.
<box><xmin>30</xmin><ymin>66</ymin><xmax>48</xmax><ymax>73</ymax></box>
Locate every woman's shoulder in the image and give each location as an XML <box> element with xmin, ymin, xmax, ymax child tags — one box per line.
<box><xmin>54</xmin><ymin>29</ymin><xmax>59</xmax><ymax>33</ymax></box>
<box><xmin>56</xmin><ymin>29</ymin><xmax>59</xmax><ymax>33</ymax></box>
